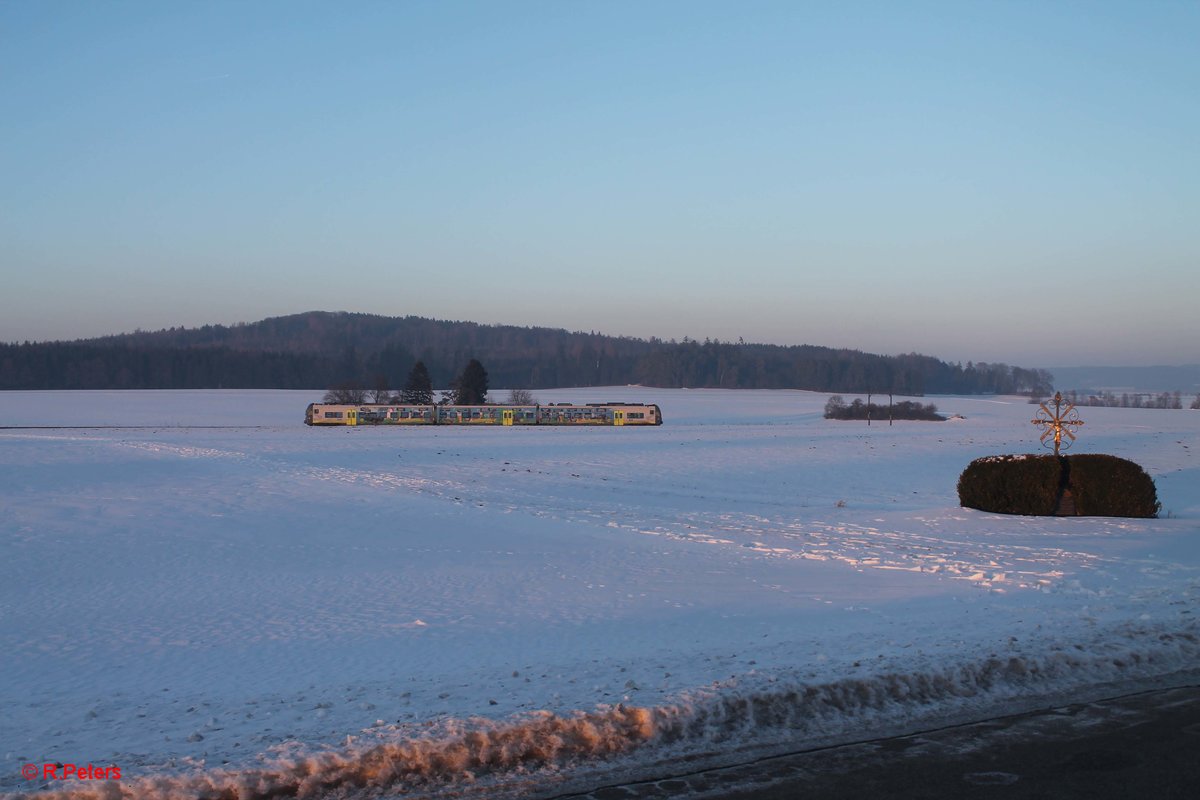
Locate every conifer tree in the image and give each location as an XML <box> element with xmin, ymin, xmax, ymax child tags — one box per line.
<box><xmin>400</xmin><ymin>361</ymin><xmax>434</xmax><ymax>405</ymax></box>
<box><xmin>454</xmin><ymin>359</ymin><xmax>489</xmax><ymax>404</ymax></box>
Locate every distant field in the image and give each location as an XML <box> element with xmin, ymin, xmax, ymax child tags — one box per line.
<box><xmin>2</xmin><ymin>388</ymin><xmax>1198</xmax><ymax>799</ymax></box>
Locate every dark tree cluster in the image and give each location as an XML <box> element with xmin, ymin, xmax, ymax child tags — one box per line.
<box><xmin>1</xmin><ymin>311</ymin><xmax>1053</xmax><ymax>395</ymax></box>
<box><xmin>823</xmin><ymin>395</ymin><xmax>946</xmax><ymax>421</ymax></box>
<box><xmin>324</xmin><ymin>358</ymin><xmax>490</xmax><ymax>406</ymax></box>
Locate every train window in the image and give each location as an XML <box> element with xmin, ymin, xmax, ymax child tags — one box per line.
<box><xmin>629</xmin><ymin>412</ymin><xmax>645</xmax><ymax>419</ymax></box>
<box><xmin>324</xmin><ymin>411</ymin><xmax>343</xmax><ymax>419</ymax></box>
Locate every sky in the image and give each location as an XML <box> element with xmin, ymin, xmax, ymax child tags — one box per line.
<box><xmin>1</xmin><ymin>0</ymin><xmax>1197</xmax><ymax>367</ymax></box>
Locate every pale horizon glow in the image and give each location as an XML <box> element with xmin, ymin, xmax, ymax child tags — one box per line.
<box><xmin>2</xmin><ymin>1</ymin><xmax>1197</xmax><ymax>368</ymax></box>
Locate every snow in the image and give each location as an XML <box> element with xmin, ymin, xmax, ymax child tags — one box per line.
<box><xmin>1</xmin><ymin>388</ymin><xmax>1198</xmax><ymax>799</ymax></box>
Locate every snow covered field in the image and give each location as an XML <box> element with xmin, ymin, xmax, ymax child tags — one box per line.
<box><xmin>2</xmin><ymin>388</ymin><xmax>1198</xmax><ymax>799</ymax></box>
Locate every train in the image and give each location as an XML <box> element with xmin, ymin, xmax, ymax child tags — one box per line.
<box><xmin>305</xmin><ymin>402</ymin><xmax>663</xmax><ymax>427</ymax></box>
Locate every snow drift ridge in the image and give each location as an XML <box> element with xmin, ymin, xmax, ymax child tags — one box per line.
<box><xmin>10</xmin><ymin>625</ymin><xmax>1198</xmax><ymax>800</ymax></box>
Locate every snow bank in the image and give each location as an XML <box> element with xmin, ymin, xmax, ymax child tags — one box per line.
<box><xmin>13</xmin><ymin>623</ymin><xmax>1199</xmax><ymax>800</ymax></box>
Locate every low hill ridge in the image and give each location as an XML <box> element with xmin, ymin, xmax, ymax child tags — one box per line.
<box><xmin>0</xmin><ymin>311</ymin><xmax>1052</xmax><ymax>395</ymax></box>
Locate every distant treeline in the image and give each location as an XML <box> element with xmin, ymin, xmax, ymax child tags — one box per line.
<box><xmin>1039</xmin><ymin>389</ymin><xmax>1199</xmax><ymax>410</ymax></box>
<box><xmin>1</xmin><ymin>311</ymin><xmax>1054</xmax><ymax>395</ymax></box>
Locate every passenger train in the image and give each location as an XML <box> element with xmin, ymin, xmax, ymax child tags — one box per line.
<box><xmin>305</xmin><ymin>402</ymin><xmax>663</xmax><ymax>427</ymax></box>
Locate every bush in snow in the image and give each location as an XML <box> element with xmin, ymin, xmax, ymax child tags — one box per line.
<box><xmin>958</xmin><ymin>455</ymin><xmax>1062</xmax><ymax>516</ymax></box>
<box><xmin>958</xmin><ymin>454</ymin><xmax>1159</xmax><ymax>518</ymax></box>
<box><xmin>1067</xmin><ymin>454</ymin><xmax>1160</xmax><ymax>518</ymax></box>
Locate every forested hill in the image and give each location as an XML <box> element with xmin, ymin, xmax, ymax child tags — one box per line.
<box><xmin>0</xmin><ymin>311</ymin><xmax>1052</xmax><ymax>395</ymax></box>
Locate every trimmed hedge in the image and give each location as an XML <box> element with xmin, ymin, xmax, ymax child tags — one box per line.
<box><xmin>1067</xmin><ymin>454</ymin><xmax>1161</xmax><ymax>517</ymax></box>
<box><xmin>957</xmin><ymin>455</ymin><xmax>1063</xmax><ymax>516</ymax></box>
<box><xmin>958</xmin><ymin>454</ymin><xmax>1159</xmax><ymax>518</ymax></box>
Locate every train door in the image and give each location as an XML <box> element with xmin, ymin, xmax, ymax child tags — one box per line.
<box><xmin>502</xmin><ymin>409</ymin><xmax>514</xmax><ymax>426</ymax></box>
<box><xmin>347</xmin><ymin>410</ymin><xmax>358</xmax><ymax>426</ymax></box>
<box><xmin>614</xmin><ymin>410</ymin><xmax>625</xmax><ymax>426</ymax></box>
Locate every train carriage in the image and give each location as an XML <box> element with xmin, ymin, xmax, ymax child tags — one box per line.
<box><xmin>305</xmin><ymin>402</ymin><xmax>662</xmax><ymax>427</ymax></box>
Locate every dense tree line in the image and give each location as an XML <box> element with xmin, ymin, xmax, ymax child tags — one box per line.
<box><xmin>1</xmin><ymin>311</ymin><xmax>1054</xmax><ymax>395</ymax></box>
<box><xmin>0</xmin><ymin>342</ymin><xmax>328</xmax><ymax>389</ymax></box>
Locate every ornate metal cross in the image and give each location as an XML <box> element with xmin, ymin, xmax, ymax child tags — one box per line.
<box><xmin>1032</xmin><ymin>392</ymin><xmax>1084</xmax><ymax>455</ymax></box>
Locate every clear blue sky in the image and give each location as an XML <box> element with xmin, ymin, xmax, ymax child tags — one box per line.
<box><xmin>2</xmin><ymin>0</ymin><xmax>1197</xmax><ymax>367</ymax></box>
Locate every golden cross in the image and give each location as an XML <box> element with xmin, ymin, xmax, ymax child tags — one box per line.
<box><xmin>1031</xmin><ymin>392</ymin><xmax>1084</xmax><ymax>455</ymax></box>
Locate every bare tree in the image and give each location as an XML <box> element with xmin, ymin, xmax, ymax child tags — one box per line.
<box><xmin>505</xmin><ymin>388</ymin><xmax>537</xmax><ymax>405</ymax></box>
<box><xmin>369</xmin><ymin>374</ymin><xmax>391</xmax><ymax>404</ymax></box>
<box><xmin>323</xmin><ymin>383</ymin><xmax>367</xmax><ymax>404</ymax></box>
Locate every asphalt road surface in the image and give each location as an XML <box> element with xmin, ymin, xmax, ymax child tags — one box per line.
<box><xmin>563</xmin><ymin>685</ymin><xmax>1200</xmax><ymax>800</ymax></box>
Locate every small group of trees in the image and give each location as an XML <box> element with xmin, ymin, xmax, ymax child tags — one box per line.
<box><xmin>325</xmin><ymin>361</ymin><xmax>438</xmax><ymax>405</ymax></box>
<box><xmin>324</xmin><ymin>358</ymin><xmax>533</xmax><ymax>406</ymax></box>
<box><xmin>823</xmin><ymin>395</ymin><xmax>945</xmax><ymax>422</ymax></box>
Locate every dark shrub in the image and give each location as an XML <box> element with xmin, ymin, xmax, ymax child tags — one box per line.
<box><xmin>1067</xmin><ymin>454</ymin><xmax>1160</xmax><ymax>517</ymax></box>
<box><xmin>957</xmin><ymin>455</ymin><xmax>1062</xmax><ymax>516</ymax></box>
<box><xmin>958</xmin><ymin>454</ymin><xmax>1159</xmax><ymax>518</ymax></box>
